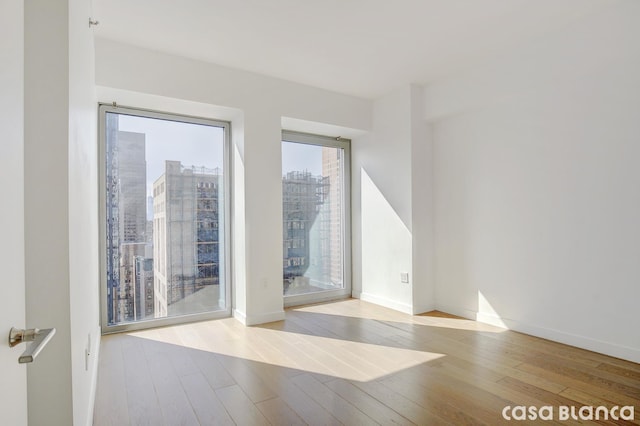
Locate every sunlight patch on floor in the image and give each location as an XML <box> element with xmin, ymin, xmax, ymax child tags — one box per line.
<box><xmin>127</xmin><ymin>318</ymin><xmax>444</xmax><ymax>382</ymax></box>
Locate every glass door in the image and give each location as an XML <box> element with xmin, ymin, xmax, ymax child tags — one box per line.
<box><xmin>282</xmin><ymin>131</ymin><xmax>351</xmax><ymax>306</ymax></box>
<box><xmin>100</xmin><ymin>105</ymin><xmax>230</xmax><ymax>333</ymax></box>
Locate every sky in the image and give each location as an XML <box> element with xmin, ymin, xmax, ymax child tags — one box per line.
<box><xmin>118</xmin><ymin>114</ymin><xmax>224</xmax><ymax>197</ymax></box>
<box><xmin>282</xmin><ymin>141</ymin><xmax>323</xmax><ymax>176</ymax></box>
<box><xmin>116</xmin><ymin>113</ymin><xmax>326</xmax><ymax>199</ymax></box>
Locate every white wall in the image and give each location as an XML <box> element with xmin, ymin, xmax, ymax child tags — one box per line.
<box><xmin>25</xmin><ymin>1</ymin><xmax>99</xmax><ymax>424</ymax></box>
<box><xmin>0</xmin><ymin>1</ymin><xmax>27</xmax><ymax>424</ymax></box>
<box><xmin>410</xmin><ymin>87</ymin><xmax>435</xmax><ymax>314</ymax></box>
<box><xmin>239</xmin><ymin>108</ymin><xmax>284</xmax><ymax>324</ymax></box>
<box><xmin>353</xmin><ymin>87</ymin><xmax>413</xmax><ymax>312</ymax></box>
<box><xmin>427</xmin><ymin>0</ymin><xmax>640</xmax><ymax>362</ymax></box>
<box><xmin>94</xmin><ymin>39</ymin><xmax>371</xmax><ymax>132</ymax></box>
<box><xmin>352</xmin><ymin>85</ymin><xmax>435</xmax><ymax>314</ymax></box>
<box><xmin>94</xmin><ymin>39</ymin><xmax>372</xmax><ymax>324</ymax></box>
<box><xmin>68</xmin><ymin>0</ymin><xmax>100</xmax><ymax>424</ymax></box>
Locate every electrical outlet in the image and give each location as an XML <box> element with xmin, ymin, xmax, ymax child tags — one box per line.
<box><xmin>400</xmin><ymin>272</ymin><xmax>409</xmax><ymax>283</ymax></box>
<box><xmin>85</xmin><ymin>333</ymin><xmax>91</xmax><ymax>371</ymax></box>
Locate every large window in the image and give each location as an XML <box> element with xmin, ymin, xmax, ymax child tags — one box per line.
<box><xmin>100</xmin><ymin>105</ymin><xmax>230</xmax><ymax>333</ymax></box>
<box><xmin>282</xmin><ymin>131</ymin><xmax>351</xmax><ymax>305</ymax></box>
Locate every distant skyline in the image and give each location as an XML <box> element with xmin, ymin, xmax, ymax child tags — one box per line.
<box><xmin>118</xmin><ymin>114</ymin><xmax>224</xmax><ymax>198</ymax></box>
<box><xmin>117</xmin><ymin>114</ymin><xmax>326</xmax><ymax>198</ymax></box>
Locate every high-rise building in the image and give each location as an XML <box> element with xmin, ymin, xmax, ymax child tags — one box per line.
<box><xmin>134</xmin><ymin>253</ymin><xmax>155</xmax><ymax>320</ymax></box>
<box><xmin>105</xmin><ymin>115</ymin><xmax>153</xmax><ymax>324</ymax></box>
<box><xmin>322</xmin><ymin>147</ymin><xmax>343</xmax><ymax>287</ymax></box>
<box><xmin>115</xmin><ymin>131</ymin><xmax>148</xmax><ymax>322</ymax></box>
<box><xmin>117</xmin><ymin>132</ymin><xmax>147</xmax><ymax>243</ymax></box>
<box><xmin>153</xmin><ymin>161</ymin><xmax>221</xmax><ymax>317</ymax></box>
<box><xmin>105</xmin><ymin>113</ymin><xmax>120</xmax><ymax>324</ymax></box>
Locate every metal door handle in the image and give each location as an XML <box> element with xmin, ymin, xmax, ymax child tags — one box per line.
<box><xmin>8</xmin><ymin>327</ymin><xmax>56</xmax><ymax>364</ymax></box>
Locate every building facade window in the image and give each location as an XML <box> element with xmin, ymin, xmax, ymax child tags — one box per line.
<box><xmin>100</xmin><ymin>105</ymin><xmax>230</xmax><ymax>333</ymax></box>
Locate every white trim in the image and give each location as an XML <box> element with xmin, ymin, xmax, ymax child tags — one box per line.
<box><xmin>247</xmin><ymin>310</ymin><xmax>286</xmax><ymax>326</ymax></box>
<box><xmin>476</xmin><ymin>311</ymin><xmax>509</xmax><ymax>329</ymax></box>
<box><xmin>283</xmin><ymin>290</ymin><xmax>350</xmax><ymax>308</ymax></box>
<box><xmin>281</xmin><ymin>117</ymin><xmax>367</xmax><ymax>140</ymax></box>
<box><xmin>433</xmin><ymin>303</ymin><xmax>477</xmax><ymax>321</ymax></box>
<box><xmin>233</xmin><ymin>309</ymin><xmax>286</xmax><ymax>326</ymax></box>
<box><xmin>496</xmin><ymin>316</ymin><xmax>640</xmax><ymax>364</ymax></box>
<box><xmin>233</xmin><ymin>309</ymin><xmax>247</xmax><ymax>325</ymax></box>
<box><xmin>436</xmin><ymin>303</ymin><xmax>640</xmax><ymax>363</ymax></box>
<box><xmin>360</xmin><ymin>292</ymin><xmax>413</xmax><ymax>315</ymax></box>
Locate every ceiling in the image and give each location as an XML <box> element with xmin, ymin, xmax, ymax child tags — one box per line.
<box><xmin>92</xmin><ymin>0</ymin><xmax>615</xmax><ymax>100</ymax></box>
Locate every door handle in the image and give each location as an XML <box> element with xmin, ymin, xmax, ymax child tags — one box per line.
<box><xmin>8</xmin><ymin>327</ymin><xmax>56</xmax><ymax>364</ymax></box>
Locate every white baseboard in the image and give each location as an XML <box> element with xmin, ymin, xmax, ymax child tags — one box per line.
<box><xmin>360</xmin><ymin>292</ymin><xmax>413</xmax><ymax>315</ymax></box>
<box><xmin>354</xmin><ymin>292</ymin><xmax>434</xmax><ymax>315</ymax></box>
<box><xmin>430</xmin><ymin>303</ymin><xmax>477</xmax><ymax>321</ymax></box>
<box><xmin>233</xmin><ymin>309</ymin><xmax>285</xmax><ymax>326</ymax></box>
<box><xmin>436</xmin><ymin>303</ymin><xmax>640</xmax><ymax>364</ymax></box>
<box><xmin>476</xmin><ymin>311</ymin><xmax>509</xmax><ymax>329</ymax></box>
<box><xmin>233</xmin><ymin>309</ymin><xmax>247</xmax><ymax>325</ymax></box>
<box><xmin>500</xmin><ymin>316</ymin><xmax>640</xmax><ymax>364</ymax></box>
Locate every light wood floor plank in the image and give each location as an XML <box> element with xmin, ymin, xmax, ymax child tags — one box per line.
<box><xmin>350</xmin><ymin>378</ymin><xmax>450</xmax><ymax>425</ymax></box>
<box><xmin>143</xmin><ymin>341</ymin><xmax>200</xmax><ymax>426</ymax></box>
<box><xmin>189</xmin><ymin>349</ymin><xmax>236</xmax><ymax>390</ymax></box>
<box><xmin>215</xmin><ymin>384</ymin><xmax>270</xmax><ymax>425</ymax></box>
<box><xmin>121</xmin><ymin>337</ymin><xmax>165</xmax><ymax>426</ymax></box>
<box><xmin>424</xmin><ymin>338</ymin><xmax>567</xmax><ymax>393</ymax></box>
<box><xmin>93</xmin><ymin>336</ymin><xmax>130</xmax><ymax>426</ymax></box>
<box><xmin>180</xmin><ymin>372</ymin><xmax>235</xmax><ymax>426</ymax></box>
<box><xmin>324</xmin><ymin>378</ymin><xmax>415</xmax><ymax>426</ymax></box>
<box><xmin>518</xmin><ymin>362</ymin><xmax>640</xmax><ymax>407</ymax></box>
<box><xmin>215</xmin><ymin>353</ymin><xmax>279</xmax><ymax>403</ymax></box>
<box><xmin>290</xmin><ymin>373</ymin><xmax>378</xmax><ymax>425</ymax></box>
<box><xmin>558</xmin><ymin>387</ymin><xmax>640</xmax><ymax>425</ymax></box>
<box><xmin>381</xmin><ymin>368</ymin><xmax>512</xmax><ymax>426</ymax></box>
<box><xmin>256</xmin><ymin>397</ymin><xmax>307</xmax><ymax>426</ymax></box>
<box><xmin>93</xmin><ymin>299</ymin><xmax>640</xmax><ymax>426</ymax></box>
<box><xmin>238</xmin><ymin>355</ymin><xmax>343</xmax><ymax>425</ymax></box>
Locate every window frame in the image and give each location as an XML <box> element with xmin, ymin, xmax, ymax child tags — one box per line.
<box><xmin>281</xmin><ymin>130</ymin><xmax>352</xmax><ymax>307</ymax></box>
<box><xmin>98</xmin><ymin>103</ymin><xmax>232</xmax><ymax>334</ymax></box>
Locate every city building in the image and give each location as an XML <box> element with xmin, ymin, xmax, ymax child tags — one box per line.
<box><xmin>134</xmin><ymin>254</ymin><xmax>155</xmax><ymax>320</ymax></box>
<box><xmin>282</xmin><ymin>170</ymin><xmax>329</xmax><ymax>294</ymax></box>
<box><xmin>104</xmin><ymin>116</ymin><xmax>151</xmax><ymax>324</ymax></box>
<box><xmin>322</xmin><ymin>146</ymin><xmax>344</xmax><ymax>288</ymax></box>
<box><xmin>153</xmin><ymin>160</ymin><xmax>222</xmax><ymax>317</ymax></box>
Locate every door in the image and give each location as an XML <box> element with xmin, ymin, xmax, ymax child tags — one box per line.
<box><xmin>0</xmin><ymin>0</ymin><xmax>28</xmax><ymax>423</ymax></box>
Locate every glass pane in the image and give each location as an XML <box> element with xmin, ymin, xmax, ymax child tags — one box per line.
<box><xmin>105</xmin><ymin>112</ymin><xmax>226</xmax><ymax>326</ymax></box>
<box><xmin>282</xmin><ymin>141</ymin><xmax>344</xmax><ymax>296</ymax></box>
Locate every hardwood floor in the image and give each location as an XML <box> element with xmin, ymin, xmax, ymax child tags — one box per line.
<box><xmin>93</xmin><ymin>299</ymin><xmax>640</xmax><ymax>425</ymax></box>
